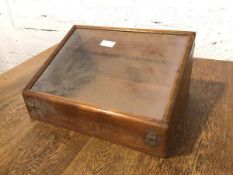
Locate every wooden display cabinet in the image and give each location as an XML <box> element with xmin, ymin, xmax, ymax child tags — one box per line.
<box><xmin>22</xmin><ymin>25</ymin><xmax>195</xmax><ymax>157</ymax></box>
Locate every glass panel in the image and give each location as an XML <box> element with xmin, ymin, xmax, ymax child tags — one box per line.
<box><xmin>31</xmin><ymin>28</ymin><xmax>189</xmax><ymax>120</ymax></box>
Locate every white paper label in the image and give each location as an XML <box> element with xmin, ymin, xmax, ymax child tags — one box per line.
<box><xmin>100</xmin><ymin>40</ymin><xmax>116</xmax><ymax>48</ymax></box>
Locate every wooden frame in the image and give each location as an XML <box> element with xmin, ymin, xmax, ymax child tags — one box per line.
<box><xmin>22</xmin><ymin>25</ymin><xmax>195</xmax><ymax>157</ymax></box>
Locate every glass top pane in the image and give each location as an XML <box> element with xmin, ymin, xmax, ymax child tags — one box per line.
<box><xmin>31</xmin><ymin>27</ymin><xmax>189</xmax><ymax>121</ymax></box>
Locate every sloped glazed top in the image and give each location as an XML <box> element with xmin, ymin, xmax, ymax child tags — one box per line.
<box><xmin>31</xmin><ymin>27</ymin><xmax>190</xmax><ymax>121</ymax></box>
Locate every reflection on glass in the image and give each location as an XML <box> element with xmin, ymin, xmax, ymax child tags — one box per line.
<box><xmin>31</xmin><ymin>28</ymin><xmax>189</xmax><ymax>120</ymax></box>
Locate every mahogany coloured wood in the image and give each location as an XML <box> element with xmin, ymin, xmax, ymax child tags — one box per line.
<box><xmin>22</xmin><ymin>25</ymin><xmax>195</xmax><ymax>157</ymax></box>
<box><xmin>0</xmin><ymin>46</ymin><xmax>232</xmax><ymax>174</ymax></box>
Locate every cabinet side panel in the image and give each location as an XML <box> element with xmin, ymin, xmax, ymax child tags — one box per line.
<box><xmin>167</xmin><ymin>54</ymin><xmax>193</xmax><ymax>156</ymax></box>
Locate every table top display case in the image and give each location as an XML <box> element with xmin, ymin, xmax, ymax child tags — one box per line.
<box><xmin>22</xmin><ymin>25</ymin><xmax>195</xmax><ymax>157</ymax></box>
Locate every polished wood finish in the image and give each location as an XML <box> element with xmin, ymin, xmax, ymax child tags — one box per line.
<box><xmin>0</xmin><ymin>46</ymin><xmax>233</xmax><ymax>174</ymax></box>
<box><xmin>22</xmin><ymin>25</ymin><xmax>195</xmax><ymax>157</ymax></box>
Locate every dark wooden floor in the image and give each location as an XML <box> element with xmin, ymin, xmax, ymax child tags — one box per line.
<box><xmin>0</xmin><ymin>46</ymin><xmax>233</xmax><ymax>175</ymax></box>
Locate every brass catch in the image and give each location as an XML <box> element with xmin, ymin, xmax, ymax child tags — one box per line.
<box><xmin>26</xmin><ymin>100</ymin><xmax>36</xmax><ymax>109</ymax></box>
<box><xmin>145</xmin><ymin>128</ymin><xmax>160</xmax><ymax>147</ymax></box>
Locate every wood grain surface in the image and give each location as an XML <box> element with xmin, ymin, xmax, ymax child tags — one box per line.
<box><xmin>0</xmin><ymin>46</ymin><xmax>233</xmax><ymax>175</ymax></box>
